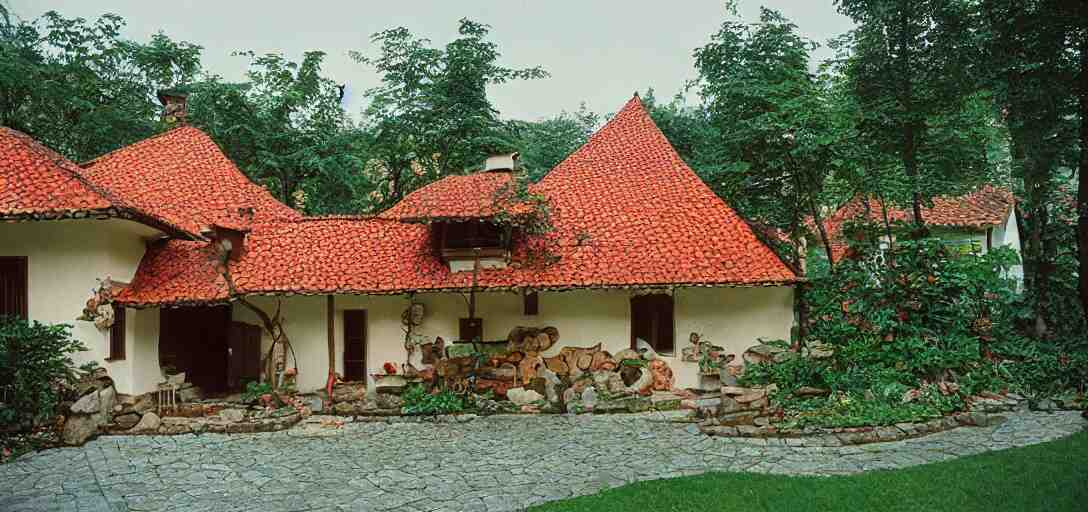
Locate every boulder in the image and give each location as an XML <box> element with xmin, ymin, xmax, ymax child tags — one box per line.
<box><xmin>220</xmin><ymin>409</ymin><xmax>246</xmax><ymax>423</ymax></box>
<box><xmin>114</xmin><ymin>413</ymin><xmax>141</xmax><ymax>429</ymax></box>
<box><xmin>743</xmin><ymin>343</ymin><xmax>787</xmax><ymax>365</ymax></box>
<box><xmin>176</xmin><ymin>384</ymin><xmax>203</xmax><ymax>403</ymax></box>
<box><xmin>793</xmin><ymin>386</ymin><xmax>830</xmax><ymax>397</ymax></box>
<box><xmin>507</xmin><ymin>388</ymin><xmax>545</xmax><ymax>406</ymax></box>
<box><xmin>70</xmin><ymin>391</ymin><xmax>102</xmax><ymax>415</ymax></box>
<box><xmin>63</xmin><ymin>414</ymin><xmax>102</xmax><ymax>445</ymax></box>
<box><xmin>131</xmin><ymin>412</ymin><xmax>161</xmax><ymax>432</ymax></box>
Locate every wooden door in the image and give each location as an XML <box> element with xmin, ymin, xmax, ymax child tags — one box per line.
<box><xmin>343</xmin><ymin>310</ymin><xmax>367</xmax><ymax>381</ymax></box>
<box><xmin>0</xmin><ymin>257</ymin><xmax>28</xmax><ymax>319</ymax></box>
<box><xmin>228</xmin><ymin>322</ymin><xmax>262</xmax><ymax>390</ymax></box>
<box><xmin>159</xmin><ymin>305</ymin><xmax>232</xmax><ymax>393</ymax></box>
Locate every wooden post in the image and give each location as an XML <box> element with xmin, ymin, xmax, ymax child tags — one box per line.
<box><xmin>326</xmin><ymin>295</ymin><xmax>336</xmax><ymax>403</ymax></box>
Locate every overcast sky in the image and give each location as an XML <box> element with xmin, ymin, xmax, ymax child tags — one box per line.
<box><xmin>9</xmin><ymin>1</ymin><xmax>854</xmax><ymax>121</ymax></box>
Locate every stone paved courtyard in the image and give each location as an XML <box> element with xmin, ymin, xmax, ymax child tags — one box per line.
<box><xmin>1</xmin><ymin>410</ymin><xmax>1083</xmax><ymax>512</ymax></box>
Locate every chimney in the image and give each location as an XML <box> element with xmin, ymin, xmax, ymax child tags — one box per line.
<box><xmin>483</xmin><ymin>152</ymin><xmax>519</xmax><ymax>173</ymax></box>
<box><xmin>157</xmin><ymin>89</ymin><xmax>189</xmax><ymax>125</ymax></box>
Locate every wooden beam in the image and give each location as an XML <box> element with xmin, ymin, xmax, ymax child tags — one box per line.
<box><xmin>326</xmin><ymin>295</ymin><xmax>336</xmax><ymax>402</ymax></box>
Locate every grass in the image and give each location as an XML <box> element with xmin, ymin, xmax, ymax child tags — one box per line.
<box><xmin>530</xmin><ymin>430</ymin><xmax>1088</xmax><ymax>511</ymax></box>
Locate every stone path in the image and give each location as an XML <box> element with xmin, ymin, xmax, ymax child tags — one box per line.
<box><xmin>1</xmin><ymin>410</ymin><xmax>1083</xmax><ymax>512</ymax></box>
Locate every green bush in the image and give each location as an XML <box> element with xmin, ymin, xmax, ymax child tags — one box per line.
<box><xmin>401</xmin><ymin>384</ymin><xmax>465</xmax><ymax>415</ymax></box>
<box><xmin>240</xmin><ymin>381</ymin><xmax>273</xmax><ymax>404</ymax></box>
<box><xmin>804</xmin><ymin>226</ymin><xmax>1021</xmax><ymax>393</ymax></box>
<box><xmin>0</xmin><ymin>317</ymin><xmax>87</xmax><ymax>429</ymax></box>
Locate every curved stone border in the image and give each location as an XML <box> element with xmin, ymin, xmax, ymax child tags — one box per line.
<box><xmin>105</xmin><ymin>410</ymin><xmax>302</xmax><ymax>436</ymax></box>
<box><xmin>699</xmin><ymin>411</ymin><xmax>1007</xmax><ymax>447</ymax></box>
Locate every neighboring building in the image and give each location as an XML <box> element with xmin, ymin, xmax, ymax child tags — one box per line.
<box><xmin>1</xmin><ymin>95</ymin><xmax>797</xmax><ymax>395</ymax></box>
<box><xmin>815</xmin><ymin>187</ymin><xmax>1023</xmax><ymax>280</ymax></box>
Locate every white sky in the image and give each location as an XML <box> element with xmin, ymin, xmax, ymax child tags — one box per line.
<box><xmin>9</xmin><ymin>1</ymin><xmax>854</xmax><ymax>121</ymax></box>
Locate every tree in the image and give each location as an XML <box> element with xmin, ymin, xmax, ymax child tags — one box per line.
<box><xmin>837</xmin><ymin>0</ymin><xmax>993</xmax><ymax>227</ymax></box>
<box><xmin>353</xmin><ymin>18</ymin><xmax>547</xmax><ymax>209</ymax></box>
<box><xmin>0</xmin><ymin>8</ymin><xmax>201</xmax><ymax>161</ymax></box>
<box><xmin>188</xmin><ymin>51</ymin><xmax>366</xmax><ymax>210</ymax></box>
<box><xmin>502</xmin><ymin>104</ymin><xmax>598</xmax><ymax>182</ymax></box>
<box><xmin>979</xmin><ymin>0</ymin><xmax>1081</xmax><ymax>336</ymax></box>
<box><xmin>641</xmin><ymin>88</ymin><xmax>722</xmax><ymax>184</ymax></box>
<box><xmin>691</xmin><ymin>6</ymin><xmax>840</xmax><ymax>272</ymax></box>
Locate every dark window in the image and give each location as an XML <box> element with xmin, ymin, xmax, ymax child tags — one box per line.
<box><xmin>343</xmin><ymin>310</ymin><xmax>367</xmax><ymax>381</ymax></box>
<box><xmin>459</xmin><ymin>318</ymin><xmax>483</xmax><ymax>342</ymax></box>
<box><xmin>440</xmin><ymin>221</ymin><xmax>503</xmax><ymax>250</ymax></box>
<box><xmin>631</xmin><ymin>294</ymin><xmax>674</xmax><ymax>355</ymax></box>
<box><xmin>0</xmin><ymin>257</ymin><xmax>28</xmax><ymax>319</ymax></box>
<box><xmin>108</xmin><ymin>306</ymin><xmax>125</xmax><ymax>361</ymax></box>
<box><xmin>524</xmin><ymin>291</ymin><xmax>539</xmax><ymax>316</ymax></box>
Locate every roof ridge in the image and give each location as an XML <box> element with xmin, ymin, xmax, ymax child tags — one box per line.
<box><xmin>79</xmin><ymin>124</ymin><xmax>195</xmax><ymax>169</ymax></box>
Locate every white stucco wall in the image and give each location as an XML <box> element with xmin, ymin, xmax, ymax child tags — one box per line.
<box><xmin>235</xmin><ymin>286</ymin><xmax>795</xmax><ymax>393</ymax></box>
<box><xmin>0</xmin><ymin>219</ymin><xmax>163</xmax><ymax>394</ymax></box>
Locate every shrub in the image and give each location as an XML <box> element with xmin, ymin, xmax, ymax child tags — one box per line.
<box><xmin>0</xmin><ymin>317</ymin><xmax>87</xmax><ymax>429</ymax></box>
<box><xmin>401</xmin><ymin>384</ymin><xmax>465</xmax><ymax>415</ymax></box>
<box><xmin>804</xmin><ymin>226</ymin><xmax>1021</xmax><ymax>395</ymax></box>
<box><xmin>240</xmin><ymin>381</ymin><xmax>273</xmax><ymax>404</ymax></box>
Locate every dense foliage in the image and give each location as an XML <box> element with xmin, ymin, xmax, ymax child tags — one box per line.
<box><xmin>0</xmin><ymin>317</ymin><xmax>87</xmax><ymax>429</ymax></box>
<box><xmin>743</xmin><ymin>222</ymin><xmax>1029</xmax><ymax>426</ymax></box>
<box><xmin>401</xmin><ymin>384</ymin><xmax>466</xmax><ymax>416</ymax></box>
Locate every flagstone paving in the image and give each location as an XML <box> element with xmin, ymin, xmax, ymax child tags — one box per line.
<box><xmin>1</xmin><ymin>410</ymin><xmax>1083</xmax><ymax>512</ymax></box>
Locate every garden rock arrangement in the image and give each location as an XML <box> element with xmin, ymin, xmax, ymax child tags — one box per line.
<box><xmin>699</xmin><ymin>384</ymin><xmax>1048</xmax><ymax>445</ymax></box>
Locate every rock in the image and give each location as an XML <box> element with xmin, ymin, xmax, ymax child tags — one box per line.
<box><xmin>592</xmin><ymin>400</ymin><xmax>628</xmax><ymax>414</ymax></box>
<box><xmin>330</xmin><ymin>382</ymin><xmax>367</xmax><ymax>402</ymax></box>
<box><xmin>580</xmin><ymin>387</ymin><xmax>598</xmax><ymax>409</ymax></box>
<box><xmin>793</xmin><ymin>386</ymin><xmax>830</xmax><ymax>397</ymax></box>
<box><xmin>734</xmin><ymin>390</ymin><xmax>767</xmax><ymax>403</ymax></box>
<box><xmin>98</xmin><ymin>387</ymin><xmax>116</xmax><ymax>416</ymax></box>
<box><xmin>70</xmin><ymin>391</ymin><xmax>102</xmax><ymax>415</ymax></box>
<box><xmin>624</xmin><ymin>396</ymin><xmax>653</xmax><ymax>413</ymax></box>
<box><xmin>176</xmin><ymin>384</ymin><xmax>203</xmax><ymax>403</ymax></box>
<box><xmin>61</xmin><ymin>415</ymin><xmax>99</xmax><ymax>445</ymax></box>
<box><xmin>114</xmin><ymin>413</ymin><xmax>141</xmax><ymax>429</ymax></box>
<box><xmin>220</xmin><ymin>409</ymin><xmax>246</xmax><ymax>423</ymax></box>
<box><xmin>507</xmin><ymin>388</ymin><xmax>545</xmax><ymax>406</ymax></box>
<box><xmin>743</xmin><ymin>343</ymin><xmax>786</xmax><ymax>365</ymax></box>
<box><xmin>375</xmin><ymin>394</ymin><xmax>403</xmax><ymax>409</ymax></box>
<box><xmin>721</xmin><ymin>386</ymin><xmax>753</xmax><ymax>396</ymax></box>
<box><xmin>132</xmin><ymin>412</ymin><xmax>161</xmax><ymax>432</ymax></box>
<box><xmin>718</xmin><ymin>411</ymin><xmax>760</xmax><ymax>426</ymax></box>
<box><xmin>333</xmin><ymin>402</ymin><xmax>358</xmax><ymax>415</ymax></box>
<box><xmin>650</xmin><ymin>393</ymin><xmax>682</xmax><ymax>411</ymax></box>
<box><xmin>719</xmin><ymin>396</ymin><xmax>742</xmax><ymax>414</ymax></box>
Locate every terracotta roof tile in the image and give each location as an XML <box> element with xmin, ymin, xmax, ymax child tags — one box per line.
<box><xmin>1</xmin><ymin>127</ymin><xmax>194</xmax><ymax>236</ymax></box>
<box><xmin>379</xmin><ymin>171</ymin><xmax>534</xmax><ymax>222</ymax></box>
<box><xmin>117</xmin><ymin>96</ymin><xmax>797</xmax><ymax>306</ymax></box>
<box><xmin>81</xmin><ymin>126</ymin><xmax>300</xmax><ymax>235</ymax></box>
<box><xmin>114</xmin><ymin>240</ymin><xmax>230</xmax><ymax>305</ymax></box>
<box><xmin>816</xmin><ymin>185</ymin><xmax>1015</xmax><ymax>262</ymax></box>
<box><xmin>1</xmin><ymin>127</ymin><xmax>115</xmax><ymax>217</ymax></box>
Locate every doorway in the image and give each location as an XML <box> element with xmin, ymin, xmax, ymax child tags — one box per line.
<box><xmin>343</xmin><ymin>309</ymin><xmax>367</xmax><ymax>381</ymax></box>
<box><xmin>159</xmin><ymin>305</ymin><xmax>234</xmax><ymax>393</ymax></box>
<box><xmin>630</xmin><ymin>294</ymin><xmax>675</xmax><ymax>355</ymax></box>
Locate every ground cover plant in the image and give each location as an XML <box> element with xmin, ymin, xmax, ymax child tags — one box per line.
<box><xmin>530</xmin><ymin>430</ymin><xmax>1088</xmax><ymax>512</ymax></box>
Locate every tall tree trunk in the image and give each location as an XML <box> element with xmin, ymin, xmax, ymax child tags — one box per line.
<box><xmin>1078</xmin><ymin>27</ymin><xmax>1088</xmax><ymax>324</ymax></box>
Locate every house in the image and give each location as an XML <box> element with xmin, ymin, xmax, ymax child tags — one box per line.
<box><xmin>815</xmin><ymin>187</ymin><xmax>1023</xmax><ymax>279</ymax></box>
<box><xmin>1</xmin><ymin>94</ymin><xmax>797</xmax><ymax>397</ymax></box>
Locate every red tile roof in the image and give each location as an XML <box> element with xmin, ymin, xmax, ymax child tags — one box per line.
<box><xmin>379</xmin><ymin>171</ymin><xmax>535</xmax><ymax>222</ymax></box>
<box><xmin>1</xmin><ymin>127</ymin><xmax>114</xmax><ymax>217</ymax></box>
<box><xmin>117</xmin><ymin>240</ymin><xmax>231</xmax><ymax>305</ymax></box>
<box><xmin>81</xmin><ymin>126</ymin><xmax>300</xmax><ymax>235</ymax></box>
<box><xmin>1</xmin><ymin>127</ymin><xmax>193</xmax><ymax>236</ymax></box>
<box><xmin>815</xmin><ymin>185</ymin><xmax>1015</xmax><ymax>262</ymax></box>
<box><xmin>116</xmin><ymin>96</ymin><xmax>797</xmax><ymax>306</ymax></box>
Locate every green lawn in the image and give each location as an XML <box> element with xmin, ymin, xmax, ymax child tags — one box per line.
<box><xmin>530</xmin><ymin>431</ymin><xmax>1088</xmax><ymax>511</ymax></box>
